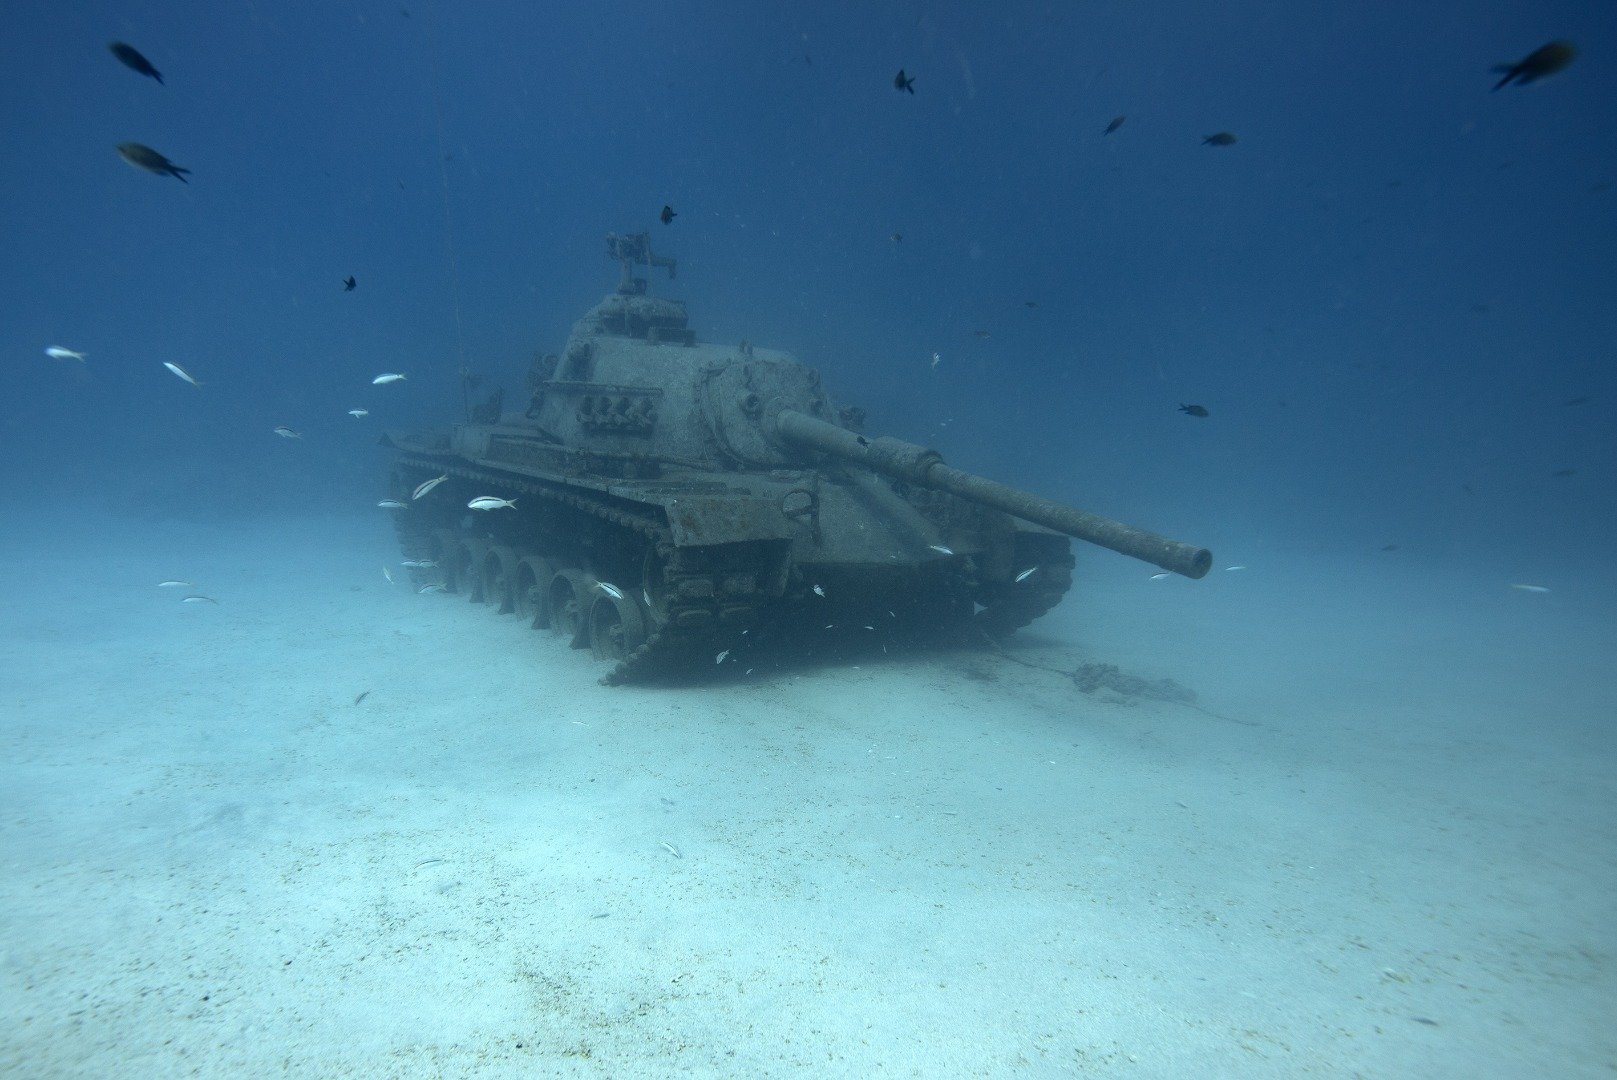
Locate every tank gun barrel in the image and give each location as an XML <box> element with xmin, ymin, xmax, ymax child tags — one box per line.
<box><xmin>773</xmin><ymin>410</ymin><xmax>1212</xmax><ymax>579</ymax></box>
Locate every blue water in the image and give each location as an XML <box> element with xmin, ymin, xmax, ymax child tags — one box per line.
<box><xmin>2</xmin><ymin>2</ymin><xmax>1613</xmax><ymax>1076</ymax></box>
<box><xmin>5</xmin><ymin>3</ymin><xmax>1612</xmax><ymax>543</ymax></box>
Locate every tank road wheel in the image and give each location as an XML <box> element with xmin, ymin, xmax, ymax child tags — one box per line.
<box><xmin>461</xmin><ymin>540</ymin><xmax>491</xmax><ymax>604</ymax></box>
<box><xmin>479</xmin><ymin>545</ymin><xmax>522</xmax><ymax>614</ymax></box>
<box><xmin>513</xmin><ymin>556</ymin><xmax>555</xmax><ymax>629</ymax></box>
<box><xmin>589</xmin><ymin>591</ymin><xmax>647</xmax><ymax>662</ymax></box>
<box><xmin>639</xmin><ymin>546</ymin><xmax>675</xmax><ymax>626</ymax></box>
<box><xmin>975</xmin><ymin>539</ymin><xmax>1076</xmax><ymax>637</ymax></box>
<box><xmin>547</xmin><ymin>569</ymin><xmax>593</xmax><ymax>648</ymax></box>
<box><xmin>434</xmin><ymin>530</ymin><xmax>474</xmax><ymax>595</ymax></box>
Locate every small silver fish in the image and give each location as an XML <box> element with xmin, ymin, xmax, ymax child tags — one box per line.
<box><xmin>157</xmin><ymin>580</ymin><xmax>191</xmax><ymax>588</ymax></box>
<box><xmin>372</xmin><ymin>373</ymin><xmax>407</xmax><ymax>385</ymax></box>
<box><xmin>597</xmin><ymin>581</ymin><xmax>624</xmax><ymax>600</ymax></box>
<box><xmin>1225</xmin><ymin>565</ymin><xmax>1248</xmax><ymax>572</ymax></box>
<box><xmin>163</xmin><ymin>361</ymin><xmax>202</xmax><ymax>386</ymax></box>
<box><xmin>417</xmin><ymin>583</ymin><xmax>446</xmax><ymax>594</ymax></box>
<box><xmin>45</xmin><ymin>346</ymin><xmax>86</xmax><ymax>362</ymax></box>
<box><xmin>715</xmin><ymin>649</ymin><xmax>729</xmax><ymax>665</ymax></box>
<box><xmin>348</xmin><ymin>409</ymin><xmax>369</xmax><ymax>418</ymax></box>
<box><xmin>928</xmin><ymin>544</ymin><xmax>954</xmax><ymax>556</ymax></box>
<box><xmin>812</xmin><ymin>584</ymin><xmax>826</xmax><ymax>597</ymax></box>
<box><xmin>181</xmin><ymin>595</ymin><xmax>218</xmax><ymax>604</ymax></box>
<box><xmin>1149</xmin><ymin>573</ymin><xmax>1171</xmax><ymax>581</ymax></box>
<box><xmin>412</xmin><ymin>474</ymin><xmax>448</xmax><ymax>500</ymax></box>
<box><xmin>273</xmin><ymin>426</ymin><xmax>302</xmax><ymax>439</ymax></box>
<box><xmin>467</xmin><ymin>496</ymin><xmax>516</xmax><ymax>510</ymax></box>
<box><xmin>399</xmin><ymin>560</ymin><xmax>437</xmax><ymax>568</ymax></box>
<box><xmin>1509</xmin><ymin>583</ymin><xmax>1550</xmax><ymax>593</ymax></box>
<box><xmin>930</xmin><ymin>352</ymin><xmax>941</xmax><ymax>369</ymax></box>
<box><xmin>382</xmin><ymin>566</ymin><xmax>394</xmax><ymax>583</ymax></box>
<box><xmin>1014</xmin><ymin>567</ymin><xmax>1037</xmax><ymax>583</ymax></box>
<box><xmin>377</xmin><ymin>500</ymin><xmax>408</xmax><ymax>509</ymax></box>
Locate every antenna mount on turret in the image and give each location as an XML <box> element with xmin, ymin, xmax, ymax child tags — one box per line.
<box><xmin>606</xmin><ymin>232</ymin><xmax>677</xmax><ymax>296</ymax></box>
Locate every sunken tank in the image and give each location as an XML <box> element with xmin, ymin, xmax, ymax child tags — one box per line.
<box><xmin>384</xmin><ymin>232</ymin><xmax>1211</xmax><ymax>684</ymax></box>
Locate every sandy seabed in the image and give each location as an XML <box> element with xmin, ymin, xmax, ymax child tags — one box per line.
<box><xmin>2</xmin><ymin>510</ymin><xmax>1612</xmax><ymax>1078</ymax></box>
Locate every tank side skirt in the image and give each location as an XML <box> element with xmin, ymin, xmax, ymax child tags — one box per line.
<box><xmin>393</xmin><ymin>453</ymin><xmax>760</xmax><ymax>684</ymax></box>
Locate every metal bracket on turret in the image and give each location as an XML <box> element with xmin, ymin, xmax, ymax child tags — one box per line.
<box><xmin>607</xmin><ymin>232</ymin><xmax>677</xmax><ymax>295</ymax></box>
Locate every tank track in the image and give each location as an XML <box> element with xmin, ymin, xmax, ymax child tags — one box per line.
<box><xmin>391</xmin><ymin>456</ymin><xmax>757</xmax><ymax>685</ymax></box>
<box><xmin>390</xmin><ymin>458</ymin><xmax>1072</xmax><ymax>683</ymax></box>
<box><xmin>973</xmin><ymin>535</ymin><xmax>1077</xmax><ymax>637</ymax></box>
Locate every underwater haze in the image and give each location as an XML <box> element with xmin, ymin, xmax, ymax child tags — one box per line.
<box><xmin>2</xmin><ymin>2</ymin><xmax>1614</xmax><ymax>1077</ymax></box>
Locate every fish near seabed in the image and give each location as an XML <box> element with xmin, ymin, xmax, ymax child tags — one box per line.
<box><xmin>117</xmin><ymin>143</ymin><xmax>190</xmax><ymax>182</ymax></box>
<box><xmin>109</xmin><ymin>42</ymin><xmax>162</xmax><ymax>84</ymax></box>
<box><xmin>1493</xmin><ymin>40</ymin><xmax>1576</xmax><ymax>90</ymax></box>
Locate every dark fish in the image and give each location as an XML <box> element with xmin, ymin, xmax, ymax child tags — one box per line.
<box><xmin>1179</xmin><ymin>404</ymin><xmax>1209</xmax><ymax>417</ymax></box>
<box><xmin>354</xmin><ymin>690</ymin><xmax>371</xmax><ymax>705</ymax></box>
<box><xmin>1492</xmin><ymin>40</ymin><xmax>1576</xmax><ymax>90</ymax></box>
<box><xmin>1104</xmin><ymin>115</ymin><xmax>1126</xmax><ymax>136</ymax></box>
<box><xmin>109</xmin><ymin>42</ymin><xmax>162</xmax><ymax>84</ymax></box>
<box><xmin>1380</xmin><ymin>544</ymin><xmax>1399</xmax><ymax>552</ymax></box>
<box><xmin>1564</xmin><ymin>396</ymin><xmax>1592</xmax><ymax>406</ymax></box>
<box><xmin>1024</xmin><ymin>300</ymin><xmax>1038</xmax><ymax>308</ymax></box>
<box><xmin>1202</xmin><ymin>132</ymin><xmax>1238</xmax><ymax>147</ymax></box>
<box><xmin>343</xmin><ymin>275</ymin><xmax>357</xmax><ymax>291</ymax></box>
<box><xmin>890</xmin><ymin>232</ymin><xmax>902</xmax><ymax>243</ymax></box>
<box><xmin>972</xmin><ymin>329</ymin><xmax>990</xmax><ymax>339</ymax></box>
<box><xmin>660</xmin><ymin>204</ymin><xmax>676</xmax><ymax>224</ymax></box>
<box><xmin>1551</xmin><ymin>468</ymin><xmax>1576</xmax><ymax>478</ymax></box>
<box><xmin>894</xmin><ymin>68</ymin><xmax>915</xmax><ymax>94</ymax></box>
<box><xmin>116</xmin><ymin>143</ymin><xmax>189</xmax><ymax>182</ymax></box>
